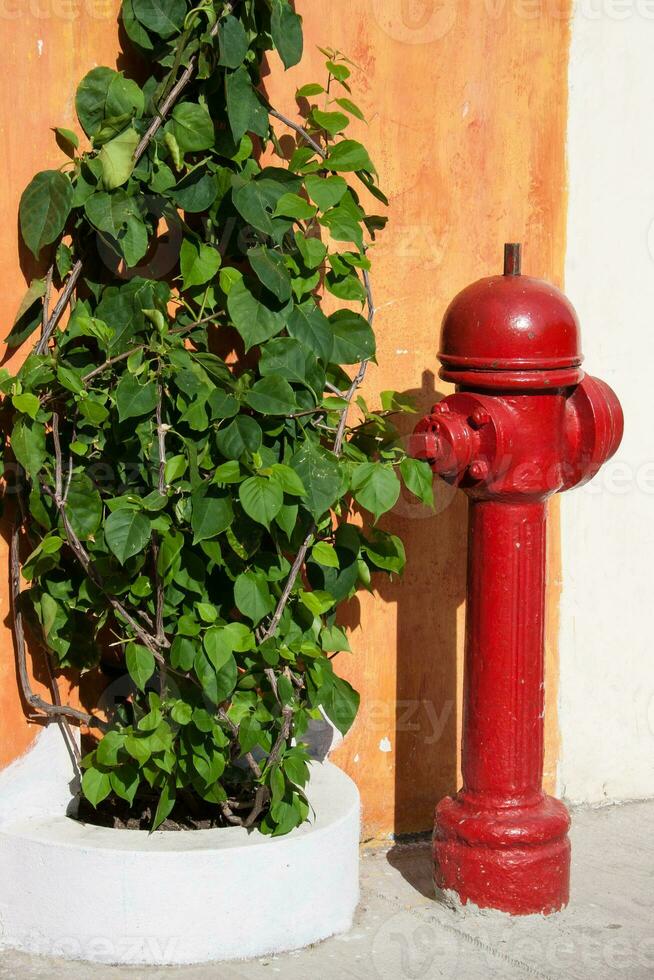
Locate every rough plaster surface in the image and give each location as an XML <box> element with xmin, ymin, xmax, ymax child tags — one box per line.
<box><xmin>0</xmin><ymin>738</ymin><xmax>360</xmax><ymax>965</ymax></box>
<box><xmin>561</xmin><ymin>6</ymin><xmax>654</xmax><ymax>803</ymax></box>
<box><xmin>0</xmin><ymin>799</ymin><xmax>652</xmax><ymax>979</ymax></box>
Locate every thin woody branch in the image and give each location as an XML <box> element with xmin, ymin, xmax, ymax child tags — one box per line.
<box><xmin>10</xmin><ymin>516</ymin><xmax>106</xmax><ymax>731</ymax></box>
<box><xmin>154</xmin><ymin>380</ymin><xmax>167</xmax><ymax>646</ymax></box>
<box><xmin>35</xmin><ymin>259</ymin><xmax>82</xmax><ymax>356</ymax></box>
<box><xmin>55</xmin><ymin>495</ymin><xmax>168</xmax><ymax>659</ymax></box>
<box><xmin>259</xmin><ymin>268</ymin><xmax>376</xmax><ymax>646</ymax></box>
<box><xmin>133</xmin><ymin>1</ymin><xmax>237</xmax><ymax>163</ymax></box>
<box><xmin>39</xmin><ymin>318</ymin><xmax>219</xmax><ymax>406</ymax></box>
<box><xmin>219</xmin><ymin>674</ymin><xmax>294</xmax><ymax>829</ymax></box>
<box><xmin>41</xmin><ymin>265</ymin><xmax>53</xmax><ymax>343</ymax></box>
<box><xmin>259</xmin><ymin>97</ymin><xmax>376</xmax><ymax>643</ymax></box>
<box><xmin>219</xmin><ymin>800</ymin><xmax>247</xmax><ymax>826</ymax></box>
<box><xmin>48</xmin><ymin>414</ymin><xmax>168</xmax><ymax>654</ymax></box>
<box><xmin>156</xmin><ymin>381</ymin><xmax>167</xmax><ymax>496</ymax></box>
<box><xmin>33</xmin><ymin>1</ymin><xmax>237</xmax><ymax>361</ymax></box>
<box><xmin>259</xmin><ymin>526</ymin><xmax>315</xmax><ymax>644</ymax></box>
<box><xmin>41</xmin><ymin>489</ymin><xmax>167</xmax><ymax>664</ymax></box>
<box><xmin>82</xmin><ymin>348</ymin><xmax>142</xmax><ymax>385</ymax></box>
<box><xmin>218</xmin><ymin>707</ymin><xmax>262</xmax><ymax>780</ymax></box>
<box><xmin>269</xmin><ymin>107</ymin><xmax>327</xmax><ymax>159</ymax></box>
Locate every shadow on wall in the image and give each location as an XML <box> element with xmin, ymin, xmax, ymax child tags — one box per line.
<box><xmin>389</xmin><ymin>370</ymin><xmax>467</xmax><ymax>835</ymax></box>
<box><xmin>339</xmin><ymin>369</ymin><xmax>468</xmax><ymax>837</ymax></box>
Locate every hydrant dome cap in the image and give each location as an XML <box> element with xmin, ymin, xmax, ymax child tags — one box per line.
<box><xmin>439</xmin><ymin>275</ymin><xmax>583</xmax><ymax>385</ymax></box>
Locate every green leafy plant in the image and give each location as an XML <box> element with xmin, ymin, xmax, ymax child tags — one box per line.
<box><xmin>3</xmin><ymin>0</ymin><xmax>433</xmax><ymax>833</ymax></box>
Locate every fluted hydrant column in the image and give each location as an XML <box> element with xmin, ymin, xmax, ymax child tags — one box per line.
<box><xmin>463</xmin><ymin>498</ymin><xmax>547</xmax><ymax>803</ymax></box>
<box><xmin>412</xmin><ymin>245</ymin><xmax>623</xmax><ymax>915</ymax></box>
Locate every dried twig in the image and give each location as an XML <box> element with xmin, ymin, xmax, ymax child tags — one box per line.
<box><xmin>219</xmin><ymin>784</ymin><xmax>269</xmax><ymax>828</ymax></box>
<box><xmin>286</xmin><ymin>407</ymin><xmax>328</xmax><ymax>419</ymax></box>
<box><xmin>240</xmin><ymin>674</ymin><xmax>295</xmax><ymax>827</ymax></box>
<box><xmin>40</xmin><ymin>288</ymin><xmax>223</xmax><ymax>408</ymax></box>
<box><xmin>59</xmin><ymin>500</ymin><xmax>166</xmax><ymax>656</ymax></box>
<box><xmin>333</xmin><ymin>359</ymin><xmax>369</xmax><ymax>454</ymax></box>
<box><xmin>264</xmin><ymin>667</ymin><xmax>280</xmax><ymax>704</ymax></box>
<box><xmin>215</xmin><ymin>705</ymin><xmax>267</xmax><ymax>826</ymax></box>
<box><xmin>133</xmin><ymin>59</ymin><xmax>205</xmax><ymax>162</ymax></box>
<box><xmin>43</xmin><ymin>316</ymin><xmax>218</xmax><ymax>400</ymax></box>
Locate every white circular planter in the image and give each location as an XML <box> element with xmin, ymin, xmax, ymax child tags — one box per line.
<box><xmin>0</xmin><ymin>728</ymin><xmax>360</xmax><ymax>965</ymax></box>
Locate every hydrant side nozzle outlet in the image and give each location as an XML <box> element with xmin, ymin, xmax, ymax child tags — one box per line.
<box><xmin>411</xmin><ymin>394</ymin><xmax>502</xmax><ymax>484</ymax></box>
<box><xmin>412</xmin><ymin>244</ymin><xmax>624</xmax><ymax>917</ymax></box>
<box><xmin>561</xmin><ymin>374</ymin><xmax>625</xmax><ymax>490</ymax></box>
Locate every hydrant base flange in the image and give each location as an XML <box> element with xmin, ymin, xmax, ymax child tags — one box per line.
<box><xmin>433</xmin><ymin>793</ymin><xmax>571</xmax><ymax>916</ymax></box>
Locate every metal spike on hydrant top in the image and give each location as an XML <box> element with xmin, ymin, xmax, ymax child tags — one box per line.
<box><xmin>411</xmin><ymin>244</ymin><xmax>624</xmax><ymax>915</ymax></box>
<box><xmin>503</xmin><ymin>241</ymin><xmax>522</xmax><ymax>276</ymax></box>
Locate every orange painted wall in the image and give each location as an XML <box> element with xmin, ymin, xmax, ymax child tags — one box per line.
<box><xmin>0</xmin><ymin>1</ymin><xmax>570</xmax><ymax>834</ymax></box>
<box><xmin>268</xmin><ymin>0</ymin><xmax>571</xmax><ymax>837</ymax></box>
<box><xmin>0</xmin><ymin>0</ymin><xmax>124</xmax><ymax>768</ymax></box>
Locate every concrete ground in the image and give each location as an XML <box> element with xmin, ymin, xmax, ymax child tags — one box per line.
<box><xmin>0</xmin><ymin>799</ymin><xmax>652</xmax><ymax>979</ymax></box>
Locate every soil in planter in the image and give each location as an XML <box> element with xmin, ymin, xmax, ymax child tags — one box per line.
<box><xmin>74</xmin><ymin>793</ymin><xmax>241</xmax><ymax>831</ymax></box>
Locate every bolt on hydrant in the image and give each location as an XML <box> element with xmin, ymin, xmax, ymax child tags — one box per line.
<box><xmin>411</xmin><ymin>244</ymin><xmax>624</xmax><ymax>916</ymax></box>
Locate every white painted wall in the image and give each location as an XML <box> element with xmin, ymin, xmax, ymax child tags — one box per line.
<box><xmin>561</xmin><ymin>0</ymin><xmax>654</xmax><ymax>802</ymax></box>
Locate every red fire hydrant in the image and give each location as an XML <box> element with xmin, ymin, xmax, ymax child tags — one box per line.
<box><xmin>411</xmin><ymin>244</ymin><xmax>623</xmax><ymax>915</ymax></box>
